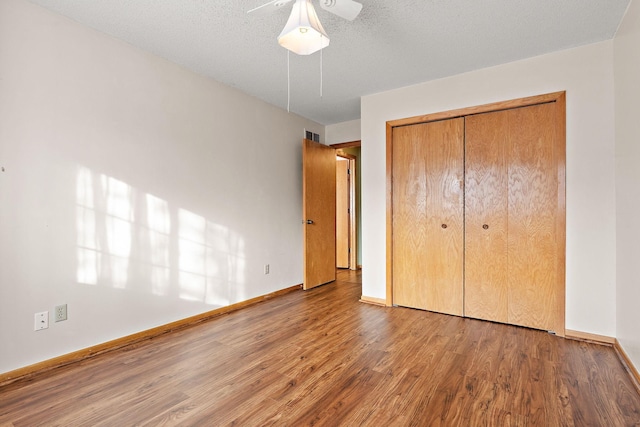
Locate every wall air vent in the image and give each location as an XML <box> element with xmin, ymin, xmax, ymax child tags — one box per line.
<box><xmin>305</xmin><ymin>130</ymin><xmax>320</xmax><ymax>142</ymax></box>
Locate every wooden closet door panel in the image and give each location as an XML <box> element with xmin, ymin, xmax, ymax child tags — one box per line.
<box><xmin>507</xmin><ymin>103</ymin><xmax>563</xmax><ymax>334</ymax></box>
<box><xmin>392</xmin><ymin>124</ymin><xmax>428</xmax><ymax>309</ymax></box>
<box><xmin>392</xmin><ymin>119</ymin><xmax>464</xmax><ymax>315</ymax></box>
<box><xmin>464</xmin><ymin>112</ymin><xmax>509</xmax><ymax>323</ymax></box>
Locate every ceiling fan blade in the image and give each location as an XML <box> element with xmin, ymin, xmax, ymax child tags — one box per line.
<box><xmin>318</xmin><ymin>0</ymin><xmax>362</xmax><ymax>21</ymax></box>
<box><xmin>247</xmin><ymin>0</ymin><xmax>294</xmax><ymax>16</ymax></box>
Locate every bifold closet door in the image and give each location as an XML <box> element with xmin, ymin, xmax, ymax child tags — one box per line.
<box><xmin>465</xmin><ymin>102</ymin><xmax>565</xmax><ymax>334</ymax></box>
<box><xmin>464</xmin><ymin>111</ymin><xmax>509</xmax><ymax>324</ymax></box>
<box><xmin>392</xmin><ymin>118</ymin><xmax>464</xmax><ymax>316</ymax></box>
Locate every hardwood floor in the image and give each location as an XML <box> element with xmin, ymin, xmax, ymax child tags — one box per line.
<box><xmin>1</xmin><ymin>270</ymin><xmax>639</xmax><ymax>426</ymax></box>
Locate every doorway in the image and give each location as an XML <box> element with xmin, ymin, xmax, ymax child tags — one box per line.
<box><xmin>336</xmin><ymin>153</ymin><xmax>356</xmax><ymax>270</ymax></box>
<box><xmin>332</xmin><ymin>141</ymin><xmax>361</xmax><ymax>271</ymax></box>
<box><xmin>302</xmin><ymin>139</ymin><xmax>361</xmax><ymax>290</ymax></box>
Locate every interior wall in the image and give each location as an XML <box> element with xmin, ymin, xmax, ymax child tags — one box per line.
<box><xmin>361</xmin><ymin>41</ymin><xmax>617</xmax><ymax>337</ymax></box>
<box><xmin>326</xmin><ymin>119</ymin><xmax>361</xmax><ymax>145</ymax></box>
<box><xmin>614</xmin><ymin>0</ymin><xmax>640</xmax><ymax>370</ymax></box>
<box><xmin>0</xmin><ymin>0</ymin><xmax>323</xmax><ymax>374</ymax></box>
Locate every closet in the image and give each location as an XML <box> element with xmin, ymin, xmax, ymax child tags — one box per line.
<box><xmin>388</xmin><ymin>92</ymin><xmax>565</xmax><ymax>335</ymax></box>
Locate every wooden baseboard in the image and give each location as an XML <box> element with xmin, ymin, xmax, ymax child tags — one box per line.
<box><xmin>359</xmin><ymin>295</ymin><xmax>387</xmax><ymax>306</ymax></box>
<box><xmin>565</xmin><ymin>329</ymin><xmax>616</xmax><ymax>345</ymax></box>
<box><xmin>614</xmin><ymin>340</ymin><xmax>640</xmax><ymax>394</ymax></box>
<box><xmin>0</xmin><ymin>284</ymin><xmax>302</xmax><ymax>388</ymax></box>
<box><xmin>565</xmin><ymin>330</ymin><xmax>640</xmax><ymax>393</ymax></box>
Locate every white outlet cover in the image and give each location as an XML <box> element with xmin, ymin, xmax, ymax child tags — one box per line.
<box><xmin>34</xmin><ymin>311</ymin><xmax>49</xmax><ymax>331</ymax></box>
<box><xmin>55</xmin><ymin>304</ymin><xmax>67</xmax><ymax>322</ymax></box>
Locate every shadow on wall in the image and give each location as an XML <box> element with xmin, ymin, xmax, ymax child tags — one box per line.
<box><xmin>75</xmin><ymin>166</ymin><xmax>246</xmax><ymax>306</ymax></box>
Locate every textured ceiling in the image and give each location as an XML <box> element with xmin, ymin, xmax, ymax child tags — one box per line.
<box><xmin>28</xmin><ymin>0</ymin><xmax>630</xmax><ymax>125</ymax></box>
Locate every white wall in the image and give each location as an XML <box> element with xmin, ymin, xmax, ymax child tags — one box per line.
<box><xmin>614</xmin><ymin>0</ymin><xmax>640</xmax><ymax>370</ymax></box>
<box><xmin>361</xmin><ymin>42</ymin><xmax>617</xmax><ymax>337</ymax></box>
<box><xmin>0</xmin><ymin>0</ymin><xmax>323</xmax><ymax>374</ymax></box>
<box><xmin>326</xmin><ymin>119</ymin><xmax>361</xmax><ymax>145</ymax></box>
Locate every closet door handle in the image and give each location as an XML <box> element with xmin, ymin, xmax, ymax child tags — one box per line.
<box><xmin>441</xmin><ymin>224</ymin><xmax>447</xmax><ymax>229</ymax></box>
<box><xmin>483</xmin><ymin>224</ymin><xmax>489</xmax><ymax>230</ymax></box>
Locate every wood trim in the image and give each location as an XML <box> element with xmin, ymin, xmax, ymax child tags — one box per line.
<box><xmin>349</xmin><ymin>157</ymin><xmax>357</xmax><ymax>271</ymax></box>
<box><xmin>330</xmin><ymin>140</ymin><xmax>361</xmax><ymax>149</ymax></box>
<box><xmin>336</xmin><ymin>152</ymin><xmax>358</xmax><ymax>271</ymax></box>
<box><xmin>614</xmin><ymin>340</ymin><xmax>640</xmax><ymax>393</ymax></box>
<box><xmin>565</xmin><ymin>329</ymin><xmax>616</xmax><ymax>345</ymax></box>
<box><xmin>554</xmin><ymin>92</ymin><xmax>567</xmax><ymax>338</ymax></box>
<box><xmin>335</xmin><ymin>152</ymin><xmax>356</xmax><ymax>160</ymax></box>
<box><xmin>387</xmin><ymin>92</ymin><xmax>566</xmax><ymax>128</ymax></box>
<box><xmin>539</xmin><ymin>330</ymin><xmax>640</xmax><ymax>394</ymax></box>
<box><xmin>0</xmin><ymin>284</ymin><xmax>302</xmax><ymax>388</ymax></box>
<box><xmin>360</xmin><ymin>295</ymin><xmax>387</xmax><ymax>306</ymax></box>
<box><xmin>357</xmin><ymin>264</ymin><xmax>363</xmax><ymax>270</ymax></box>
<box><xmin>385</xmin><ymin>122</ymin><xmax>394</xmax><ymax>307</ymax></box>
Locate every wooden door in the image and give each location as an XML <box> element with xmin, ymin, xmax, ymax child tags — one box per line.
<box><xmin>336</xmin><ymin>157</ymin><xmax>350</xmax><ymax>268</ymax></box>
<box><xmin>392</xmin><ymin>118</ymin><xmax>464</xmax><ymax>315</ymax></box>
<box><xmin>303</xmin><ymin>139</ymin><xmax>336</xmax><ymax>290</ymax></box>
<box><xmin>465</xmin><ymin>111</ymin><xmax>509</xmax><ymax>323</ymax></box>
<box><xmin>465</xmin><ymin>102</ymin><xmax>565</xmax><ymax>334</ymax></box>
<box><xmin>506</xmin><ymin>103</ymin><xmax>564</xmax><ymax>334</ymax></box>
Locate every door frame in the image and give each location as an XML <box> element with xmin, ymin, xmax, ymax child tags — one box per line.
<box><xmin>335</xmin><ymin>152</ymin><xmax>357</xmax><ymax>270</ymax></box>
<box><xmin>386</xmin><ymin>92</ymin><xmax>566</xmax><ymax>313</ymax></box>
<box><xmin>331</xmin><ymin>140</ymin><xmax>361</xmax><ymax>272</ymax></box>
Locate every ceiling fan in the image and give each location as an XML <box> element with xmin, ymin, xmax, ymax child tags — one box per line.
<box><xmin>248</xmin><ymin>0</ymin><xmax>363</xmax><ymax>55</ymax></box>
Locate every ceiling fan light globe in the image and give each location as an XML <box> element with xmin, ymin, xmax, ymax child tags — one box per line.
<box><xmin>278</xmin><ymin>29</ymin><xmax>330</xmax><ymax>55</ymax></box>
<box><xmin>277</xmin><ymin>0</ymin><xmax>330</xmax><ymax>55</ymax></box>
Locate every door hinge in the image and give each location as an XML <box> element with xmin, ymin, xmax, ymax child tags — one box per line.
<box><xmin>347</xmin><ymin>168</ymin><xmax>351</xmax><ymax>175</ymax></box>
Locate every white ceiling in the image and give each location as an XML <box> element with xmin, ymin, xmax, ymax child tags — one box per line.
<box><xmin>28</xmin><ymin>0</ymin><xmax>630</xmax><ymax>125</ymax></box>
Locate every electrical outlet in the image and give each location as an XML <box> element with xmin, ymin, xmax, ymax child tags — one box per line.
<box><xmin>34</xmin><ymin>311</ymin><xmax>49</xmax><ymax>331</ymax></box>
<box><xmin>264</xmin><ymin>264</ymin><xmax>270</xmax><ymax>274</ymax></box>
<box><xmin>55</xmin><ymin>304</ymin><xmax>67</xmax><ymax>322</ymax></box>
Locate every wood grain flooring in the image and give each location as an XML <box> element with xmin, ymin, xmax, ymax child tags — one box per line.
<box><xmin>1</xmin><ymin>270</ymin><xmax>639</xmax><ymax>426</ymax></box>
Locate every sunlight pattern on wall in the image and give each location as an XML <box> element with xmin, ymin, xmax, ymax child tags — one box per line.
<box><xmin>75</xmin><ymin>166</ymin><xmax>245</xmax><ymax>306</ymax></box>
<box><xmin>207</xmin><ymin>222</ymin><xmax>246</xmax><ymax>305</ymax></box>
<box><xmin>103</xmin><ymin>174</ymin><xmax>133</xmax><ymax>288</ymax></box>
<box><xmin>178</xmin><ymin>209</ymin><xmax>247</xmax><ymax>305</ymax></box>
<box><xmin>179</xmin><ymin>209</ymin><xmax>207</xmax><ymax>301</ymax></box>
<box><xmin>146</xmin><ymin>194</ymin><xmax>171</xmax><ymax>296</ymax></box>
<box><xmin>76</xmin><ymin>168</ymin><xmax>134</xmax><ymax>288</ymax></box>
<box><xmin>76</xmin><ymin>166</ymin><xmax>99</xmax><ymax>285</ymax></box>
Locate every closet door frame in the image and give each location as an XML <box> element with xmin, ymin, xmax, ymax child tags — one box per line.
<box><xmin>385</xmin><ymin>91</ymin><xmax>566</xmax><ymax>333</ymax></box>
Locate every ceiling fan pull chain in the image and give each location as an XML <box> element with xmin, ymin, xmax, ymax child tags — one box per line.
<box><xmin>287</xmin><ymin>49</ymin><xmax>291</xmax><ymax>112</ymax></box>
<box><xmin>320</xmin><ymin>41</ymin><xmax>323</xmax><ymax>98</ymax></box>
